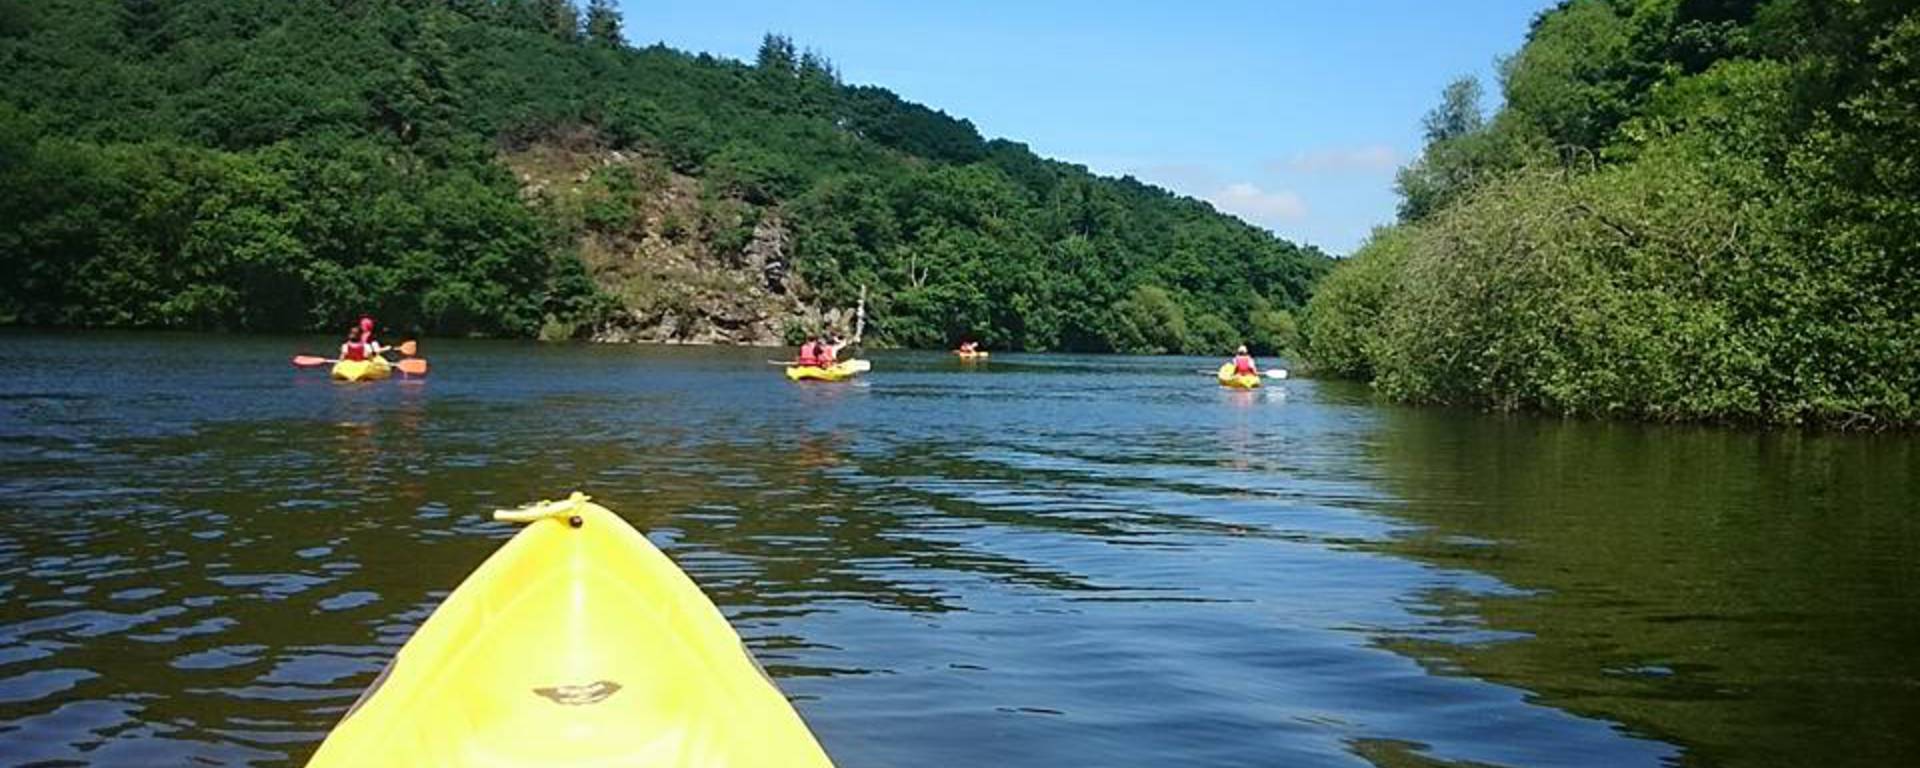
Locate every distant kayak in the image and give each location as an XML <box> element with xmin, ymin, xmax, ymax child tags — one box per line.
<box><xmin>330</xmin><ymin>357</ymin><xmax>391</xmax><ymax>382</ymax></box>
<box><xmin>305</xmin><ymin>493</ymin><xmax>836</xmax><ymax>767</ymax></box>
<box><xmin>955</xmin><ymin>350</ymin><xmax>989</xmax><ymax>361</ymax></box>
<box><xmin>786</xmin><ymin>360</ymin><xmax>867</xmax><ymax>381</ymax></box>
<box><xmin>1217</xmin><ymin>363</ymin><xmax>1260</xmax><ymax>389</ymax></box>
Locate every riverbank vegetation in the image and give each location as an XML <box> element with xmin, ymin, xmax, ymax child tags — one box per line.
<box><xmin>1303</xmin><ymin>0</ymin><xmax>1918</xmax><ymax>428</ymax></box>
<box><xmin>0</xmin><ymin>0</ymin><xmax>1328</xmax><ymax>352</ymax></box>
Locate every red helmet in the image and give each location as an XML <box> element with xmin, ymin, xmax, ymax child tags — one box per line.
<box><xmin>359</xmin><ymin>316</ymin><xmax>374</xmax><ymax>331</ymax></box>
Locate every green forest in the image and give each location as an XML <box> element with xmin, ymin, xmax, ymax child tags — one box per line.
<box><xmin>0</xmin><ymin>0</ymin><xmax>1328</xmax><ymax>354</ymax></box>
<box><xmin>1303</xmin><ymin>0</ymin><xmax>1919</xmax><ymax>428</ymax></box>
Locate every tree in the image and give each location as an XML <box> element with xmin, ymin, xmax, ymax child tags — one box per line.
<box><xmin>1113</xmin><ymin>285</ymin><xmax>1187</xmax><ymax>354</ymax></box>
<box><xmin>1396</xmin><ymin>79</ymin><xmax>1544</xmax><ymax>222</ymax></box>
<box><xmin>756</xmin><ymin>33</ymin><xmax>797</xmax><ymax>74</ymax></box>
<box><xmin>1422</xmin><ymin>76</ymin><xmax>1484</xmax><ymax>143</ymax></box>
<box><xmin>534</xmin><ymin>0</ymin><xmax>580</xmax><ymax>42</ymax></box>
<box><xmin>583</xmin><ymin>0</ymin><xmax>622</xmax><ymax>46</ymax></box>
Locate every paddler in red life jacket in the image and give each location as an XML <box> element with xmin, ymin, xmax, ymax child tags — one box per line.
<box><xmin>339</xmin><ymin>316</ymin><xmax>384</xmax><ymax>361</ymax></box>
<box><xmin>339</xmin><ymin>327</ymin><xmax>369</xmax><ymax>361</ymax></box>
<box><xmin>820</xmin><ymin>334</ymin><xmax>848</xmax><ymax>365</ymax></box>
<box><xmin>1231</xmin><ymin>345</ymin><xmax>1258</xmax><ymax>376</ymax></box>
<box><xmin>795</xmin><ymin>337</ymin><xmax>823</xmax><ymax>367</ymax></box>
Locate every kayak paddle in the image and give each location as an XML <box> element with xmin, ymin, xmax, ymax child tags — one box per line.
<box><xmin>291</xmin><ymin>352</ymin><xmax>429</xmax><ymax>376</ymax></box>
<box><xmin>768</xmin><ymin>359</ymin><xmax>869</xmax><ymax>372</ymax></box>
<box><xmin>1199</xmin><ymin>367</ymin><xmax>1290</xmax><ymax>379</ymax></box>
<box><xmin>293</xmin><ymin>340</ymin><xmax>418</xmax><ymax>367</ymax></box>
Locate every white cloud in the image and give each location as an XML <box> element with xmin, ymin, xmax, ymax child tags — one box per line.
<box><xmin>1210</xmin><ymin>182</ymin><xmax>1307</xmax><ymax>224</ymax></box>
<box><xmin>1271</xmin><ymin>145</ymin><xmax>1400</xmax><ymax>175</ymax></box>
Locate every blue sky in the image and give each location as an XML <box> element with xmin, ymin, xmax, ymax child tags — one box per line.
<box><xmin>623</xmin><ymin>1</ymin><xmax>1552</xmax><ymax>253</ymax></box>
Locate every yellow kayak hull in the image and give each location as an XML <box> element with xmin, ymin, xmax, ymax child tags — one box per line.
<box><xmin>785</xmin><ymin>361</ymin><xmax>861</xmax><ymax>381</ymax></box>
<box><xmin>305</xmin><ymin>494</ymin><xmax>835</xmax><ymax>768</ymax></box>
<box><xmin>330</xmin><ymin>357</ymin><xmax>391</xmax><ymax>382</ymax></box>
<box><xmin>1218</xmin><ymin>363</ymin><xmax>1261</xmax><ymax>389</ymax></box>
<box><xmin>955</xmin><ymin>351</ymin><xmax>989</xmax><ymax>361</ymax></box>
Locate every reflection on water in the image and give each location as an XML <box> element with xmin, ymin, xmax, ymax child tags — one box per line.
<box><xmin>1369</xmin><ymin>412</ymin><xmax>1920</xmax><ymax>768</ymax></box>
<box><xmin>0</xmin><ymin>332</ymin><xmax>1913</xmax><ymax>767</ymax></box>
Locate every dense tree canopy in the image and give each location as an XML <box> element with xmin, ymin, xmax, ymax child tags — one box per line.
<box><xmin>0</xmin><ymin>0</ymin><xmax>1328</xmax><ymax>352</ymax></box>
<box><xmin>1307</xmin><ymin>0</ymin><xmax>1920</xmax><ymax>428</ymax></box>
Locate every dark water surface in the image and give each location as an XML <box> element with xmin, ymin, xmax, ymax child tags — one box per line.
<box><xmin>0</xmin><ymin>332</ymin><xmax>1914</xmax><ymax>767</ymax></box>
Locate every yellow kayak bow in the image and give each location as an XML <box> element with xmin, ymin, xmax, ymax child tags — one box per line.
<box><xmin>306</xmin><ymin>493</ymin><xmax>835</xmax><ymax>767</ymax></box>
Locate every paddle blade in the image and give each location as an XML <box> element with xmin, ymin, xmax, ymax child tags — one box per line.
<box><xmin>846</xmin><ymin>359</ymin><xmax>872</xmax><ymax>373</ymax></box>
<box><xmin>394</xmin><ymin>340</ymin><xmax>417</xmax><ymax>357</ymax></box>
<box><xmin>396</xmin><ymin>358</ymin><xmax>429</xmax><ymax>376</ymax></box>
<box><xmin>292</xmin><ymin>355</ymin><xmax>332</xmax><ymax>368</ymax></box>
<box><xmin>1265</xmin><ymin>368</ymin><xmax>1290</xmax><ymax>380</ymax></box>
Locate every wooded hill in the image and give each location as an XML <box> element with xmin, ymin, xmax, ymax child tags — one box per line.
<box><xmin>0</xmin><ymin>0</ymin><xmax>1330</xmax><ymax>352</ymax></box>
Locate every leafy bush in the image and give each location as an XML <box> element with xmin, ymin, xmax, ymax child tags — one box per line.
<box><xmin>1306</xmin><ymin>0</ymin><xmax>1920</xmax><ymax>428</ymax></box>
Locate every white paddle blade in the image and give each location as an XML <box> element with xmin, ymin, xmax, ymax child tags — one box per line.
<box><xmin>1265</xmin><ymin>368</ymin><xmax>1289</xmax><ymax>380</ymax></box>
<box><xmin>846</xmin><ymin>359</ymin><xmax>872</xmax><ymax>373</ymax></box>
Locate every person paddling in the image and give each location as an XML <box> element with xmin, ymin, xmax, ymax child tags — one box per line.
<box><xmin>358</xmin><ymin>316</ymin><xmax>384</xmax><ymax>356</ymax></box>
<box><xmin>821</xmin><ymin>335</ymin><xmax>848</xmax><ymax>366</ymax></box>
<box><xmin>339</xmin><ymin>326</ymin><xmax>371</xmax><ymax>361</ymax></box>
<box><xmin>795</xmin><ymin>336</ymin><xmax>823</xmax><ymax>367</ymax></box>
<box><xmin>1230</xmin><ymin>345</ymin><xmax>1258</xmax><ymax>376</ymax></box>
<box><xmin>339</xmin><ymin>316</ymin><xmax>386</xmax><ymax>361</ymax></box>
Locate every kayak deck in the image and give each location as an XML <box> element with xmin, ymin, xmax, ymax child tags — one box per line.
<box><xmin>306</xmin><ymin>494</ymin><xmax>834</xmax><ymax>767</ymax></box>
<box><xmin>785</xmin><ymin>361</ymin><xmax>863</xmax><ymax>381</ymax></box>
<box><xmin>1217</xmin><ymin>363</ymin><xmax>1261</xmax><ymax>389</ymax></box>
<box><xmin>330</xmin><ymin>357</ymin><xmax>391</xmax><ymax>382</ymax></box>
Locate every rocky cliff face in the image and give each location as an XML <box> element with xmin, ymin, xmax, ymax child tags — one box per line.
<box><xmin>507</xmin><ymin>143</ymin><xmax>843</xmax><ymax>346</ymax></box>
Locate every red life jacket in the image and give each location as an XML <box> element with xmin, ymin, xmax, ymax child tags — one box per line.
<box><xmin>344</xmin><ymin>342</ymin><xmax>369</xmax><ymax>361</ymax></box>
<box><xmin>796</xmin><ymin>342</ymin><xmax>820</xmax><ymax>367</ymax></box>
<box><xmin>1233</xmin><ymin>355</ymin><xmax>1256</xmax><ymax>375</ymax></box>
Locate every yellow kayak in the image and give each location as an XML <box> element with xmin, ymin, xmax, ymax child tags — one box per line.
<box><xmin>330</xmin><ymin>356</ymin><xmax>391</xmax><ymax>382</ymax></box>
<box><xmin>955</xmin><ymin>350</ymin><xmax>989</xmax><ymax>361</ymax></box>
<box><xmin>1218</xmin><ymin>363</ymin><xmax>1261</xmax><ymax>389</ymax></box>
<box><xmin>785</xmin><ymin>360</ymin><xmax>865</xmax><ymax>382</ymax></box>
<box><xmin>306</xmin><ymin>493</ymin><xmax>835</xmax><ymax>768</ymax></box>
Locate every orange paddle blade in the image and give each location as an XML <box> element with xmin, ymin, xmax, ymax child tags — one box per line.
<box><xmin>292</xmin><ymin>355</ymin><xmax>332</xmax><ymax>367</ymax></box>
<box><xmin>396</xmin><ymin>358</ymin><xmax>429</xmax><ymax>376</ymax></box>
<box><xmin>394</xmin><ymin>340</ymin><xmax>417</xmax><ymax>356</ymax></box>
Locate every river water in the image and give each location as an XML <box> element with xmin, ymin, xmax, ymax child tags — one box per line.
<box><xmin>0</xmin><ymin>332</ymin><xmax>1914</xmax><ymax>767</ymax></box>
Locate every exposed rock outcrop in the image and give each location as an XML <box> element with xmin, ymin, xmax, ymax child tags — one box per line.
<box><xmin>505</xmin><ymin>144</ymin><xmax>844</xmax><ymax>346</ymax></box>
